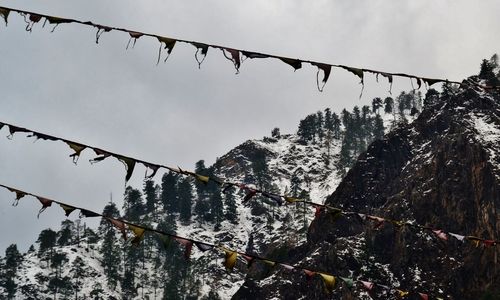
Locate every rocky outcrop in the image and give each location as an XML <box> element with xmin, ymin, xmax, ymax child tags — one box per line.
<box><xmin>233</xmin><ymin>87</ymin><xmax>500</xmax><ymax>299</ymax></box>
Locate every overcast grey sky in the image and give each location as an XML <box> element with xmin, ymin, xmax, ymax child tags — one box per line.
<box><xmin>1</xmin><ymin>0</ymin><xmax>499</xmax><ymax>252</ymax></box>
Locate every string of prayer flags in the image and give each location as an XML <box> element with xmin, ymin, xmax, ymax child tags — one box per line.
<box><xmin>0</xmin><ymin>183</ymin><xmax>472</xmax><ymax>298</ymax></box>
<box><xmin>0</xmin><ymin>122</ymin><xmax>498</xmax><ymax>250</ymax></box>
<box><xmin>2</xmin><ymin>5</ymin><xmax>495</xmax><ymax>94</ymax></box>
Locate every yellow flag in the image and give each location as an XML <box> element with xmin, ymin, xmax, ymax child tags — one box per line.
<box><xmin>397</xmin><ymin>289</ymin><xmax>409</xmax><ymax>297</ymax></box>
<box><xmin>195</xmin><ymin>174</ymin><xmax>210</xmax><ymax>185</ymax></box>
<box><xmin>223</xmin><ymin>250</ymin><xmax>238</xmax><ymax>271</ymax></box>
<box><xmin>318</xmin><ymin>273</ymin><xmax>336</xmax><ymax>293</ymax></box>
<box><xmin>284</xmin><ymin>196</ymin><xmax>301</xmax><ymax>203</ymax></box>
<box><xmin>128</xmin><ymin>224</ymin><xmax>145</xmax><ymax>245</ymax></box>
<box><xmin>59</xmin><ymin>203</ymin><xmax>76</xmax><ymax>217</ymax></box>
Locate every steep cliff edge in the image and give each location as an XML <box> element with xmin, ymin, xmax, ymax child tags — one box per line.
<box><xmin>234</xmin><ymin>86</ymin><xmax>500</xmax><ymax>300</ymax></box>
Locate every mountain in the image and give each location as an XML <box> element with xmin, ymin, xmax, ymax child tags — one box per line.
<box><xmin>2</xmin><ymin>70</ymin><xmax>499</xmax><ymax>299</ymax></box>
<box><xmin>0</xmin><ymin>93</ymin><xmax>413</xmax><ymax>299</ymax></box>
<box><xmin>232</xmin><ymin>83</ymin><xmax>500</xmax><ymax>299</ymax></box>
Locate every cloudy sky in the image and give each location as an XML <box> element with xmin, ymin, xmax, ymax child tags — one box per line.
<box><xmin>1</xmin><ymin>0</ymin><xmax>499</xmax><ymax>252</ymax></box>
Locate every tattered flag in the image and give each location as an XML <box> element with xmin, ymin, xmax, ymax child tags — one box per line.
<box><xmin>262</xmin><ymin>192</ymin><xmax>283</xmax><ymax>206</ymax></box>
<box><xmin>28</xmin><ymin>132</ymin><xmax>58</xmax><ymax>141</ymax></box>
<box><xmin>95</xmin><ymin>25</ymin><xmax>112</xmax><ymax>44</ymax></box>
<box><xmin>44</xmin><ymin>16</ymin><xmax>73</xmax><ymax>32</ymax></box>
<box><xmin>109</xmin><ymin>218</ymin><xmax>127</xmax><ymax>240</ymax></box>
<box><xmin>381</xmin><ymin>72</ymin><xmax>394</xmax><ymax>94</ymax></box>
<box><xmin>143</xmin><ymin>162</ymin><xmax>160</xmax><ymax>180</ymax></box>
<box><xmin>0</xmin><ymin>7</ymin><xmax>10</xmax><ymax>26</ymax></box>
<box><xmin>89</xmin><ymin>148</ymin><xmax>111</xmax><ymax>164</ymax></box>
<box><xmin>242</xmin><ymin>254</ymin><xmax>255</xmax><ymax>267</ymax></box>
<box><xmin>278</xmin><ymin>57</ymin><xmax>302</xmax><ymax>71</ymax></box>
<box><xmin>397</xmin><ymin>289</ymin><xmax>409</xmax><ymax>297</ymax></box>
<box><xmin>318</xmin><ymin>273</ymin><xmax>336</xmax><ymax>293</ymax></box>
<box><xmin>313</xmin><ymin>205</ymin><xmax>323</xmax><ymax>218</ymax></box>
<box><xmin>311</xmin><ymin>63</ymin><xmax>332</xmax><ymax>92</ymax></box>
<box><xmin>342</xmin><ymin>66</ymin><xmax>364</xmax><ymax>98</ymax></box>
<box><xmin>449</xmin><ymin>232</ymin><xmax>465</xmax><ymax>241</ymax></box>
<box><xmin>360</xmin><ymin>280</ymin><xmax>374</xmax><ymax>291</ymax></box>
<box><xmin>303</xmin><ymin>269</ymin><xmax>316</xmax><ymax>281</ymax></box>
<box><xmin>339</xmin><ymin>277</ymin><xmax>354</xmax><ymax>288</ymax></box>
<box><xmin>25</xmin><ymin>14</ymin><xmax>43</xmax><ymax>32</ymax></box>
<box><xmin>279</xmin><ymin>263</ymin><xmax>295</xmax><ymax>271</ymax></box>
<box><xmin>157</xmin><ymin>36</ymin><xmax>177</xmax><ymax>64</ymax></box>
<box><xmin>483</xmin><ymin>240</ymin><xmax>496</xmax><ymax>247</ymax></box>
<box><xmin>67</xmin><ymin>142</ymin><xmax>86</xmax><ymax>164</ymax></box>
<box><xmin>242</xmin><ymin>189</ymin><xmax>257</xmax><ymax>203</ymax></box>
<box><xmin>128</xmin><ymin>224</ymin><xmax>146</xmax><ymax>245</ymax></box>
<box><xmin>126</xmin><ymin>31</ymin><xmax>143</xmax><ymax>49</ymax></box>
<box><xmin>222</xmin><ymin>48</ymin><xmax>241</xmax><ymax>73</ymax></box>
<box><xmin>432</xmin><ymin>229</ymin><xmax>448</xmax><ymax>241</ymax></box>
<box><xmin>59</xmin><ymin>203</ymin><xmax>76</xmax><ymax>217</ymax></box>
<box><xmin>191</xmin><ymin>42</ymin><xmax>209</xmax><ymax>68</ymax></box>
<box><xmin>80</xmin><ymin>209</ymin><xmax>100</xmax><ymax>218</ymax></box>
<box><xmin>284</xmin><ymin>196</ymin><xmax>301</xmax><ymax>203</ymax></box>
<box><xmin>194</xmin><ymin>242</ymin><xmax>214</xmax><ymax>252</ymax></box>
<box><xmin>367</xmin><ymin>215</ymin><xmax>385</xmax><ymax>229</ymax></box>
<box><xmin>194</xmin><ymin>173</ymin><xmax>210</xmax><ymax>185</ymax></box>
<box><xmin>36</xmin><ymin>197</ymin><xmax>53</xmax><ymax>218</ymax></box>
<box><xmin>422</xmin><ymin>78</ymin><xmax>441</xmax><ymax>87</ymax></box>
<box><xmin>175</xmin><ymin>237</ymin><xmax>193</xmax><ymax>259</ymax></box>
<box><xmin>7</xmin><ymin>125</ymin><xmax>30</xmax><ymax>139</ymax></box>
<box><xmin>242</xmin><ymin>51</ymin><xmax>269</xmax><ymax>60</ymax></box>
<box><xmin>6</xmin><ymin>187</ymin><xmax>27</xmax><ymax>206</ymax></box>
<box><xmin>116</xmin><ymin>155</ymin><xmax>136</xmax><ymax>183</ymax></box>
<box><xmin>223</xmin><ymin>249</ymin><xmax>238</xmax><ymax>271</ymax></box>
<box><xmin>418</xmin><ymin>293</ymin><xmax>429</xmax><ymax>300</ymax></box>
<box><xmin>158</xmin><ymin>234</ymin><xmax>172</xmax><ymax>249</ymax></box>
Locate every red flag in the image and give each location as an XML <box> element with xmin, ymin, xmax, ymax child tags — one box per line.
<box><xmin>432</xmin><ymin>229</ymin><xmax>448</xmax><ymax>241</ymax></box>
<box><xmin>418</xmin><ymin>293</ymin><xmax>429</xmax><ymax>300</ymax></box>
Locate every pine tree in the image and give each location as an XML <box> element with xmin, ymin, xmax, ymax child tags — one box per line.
<box><xmin>37</xmin><ymin>228</ymin><xmax>57</xmax><ymax>262</ymax></box>
<box><xmin>178</xmin><ymin>177</ymin><xmax>193</xmax><ymax>224</ymax></box>
<box><xmin>372</xmin><ymin>97</ymin><xmax>383</xmax><ymax>114</ymax></box>
<box><xmin>98</xmin><ymin>202</ymin><xmax>122</xmax><ymax>288</ymax></box>
<box><xmin>373</xmin><ymin>114</ymin><xmax>385</xmax><ymax>141</ymax></box>
<box><xmin>271</xmin><ymin>127</ymin><xmax>280</xmax><ymax>138</ymax></box>
<box><xmin>143</xmin><ymin>179</ymin><xmax>157</xmax><ymax>214</ymax></box>
<box><xmin>123</xmin><ymin>186</ymin><xmax>144</xmax><ymax>222</ymax></box>
<box><xmin>57</xmin><ymin>219</ymin><xmax>74</xmax><ymax>246</ymax></box>
<box><xmin>332</xmin><ymin>112</ymin><xmax>341</xmax><ymax>139</ymax></box>
<box><xmin>316</xmin><ymin>111</ymin><xmax>324</xmax><ymax>142</ymax></box>
<box><xmin>161</xmin><ymin>171</ymin><xmax>179</xmax><ymax>214</ymax></box>
<box><xmin>210</xmin><ymin>189</ymin><xmax>224</xmax><ymax>231</ymax></box>
<box><xmin>224</xmin><ymin>186</ymin><xmax>238</xmax><ymax>224</ymax></box>
<box><xmin>384</xmin><ymin>97</ymin><xmax>394</xmax><ymax>114</ymax></box>
<box><xmin>424</xmin><ymin>88</ymin><xmax>440</xmax><ymax>106</ymax></box>
<box><xmin>4</xmin><ymin>244</ymin><xmax>22</xmax><ymax>299</ymax></box>
<box><xmin>297</xmin><ymin>114</ymin><xmax>317</xmax><ymax>142</ymax></box>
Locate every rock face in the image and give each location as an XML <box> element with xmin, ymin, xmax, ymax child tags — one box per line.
<box><xmin>233</xmin><ymin>87</ymin><xmax>500</xmax><ymax>300</ymax></box>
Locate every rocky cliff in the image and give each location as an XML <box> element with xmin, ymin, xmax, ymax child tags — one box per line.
<box><xmin>233</xmin><ymin>86</ymin><xmax>500</xmax><ymax>300</ymax></box>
